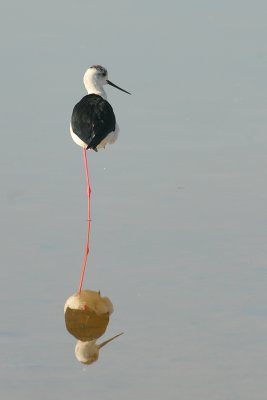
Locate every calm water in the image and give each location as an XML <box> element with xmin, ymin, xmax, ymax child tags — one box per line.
<box><xmin>1</xmin><ymin>1</ymin><xmax>267</xmax><ymax>399</ymax></box>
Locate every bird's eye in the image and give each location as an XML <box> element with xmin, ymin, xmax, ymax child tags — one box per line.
<box><xmin>102</xmin><ymin>72</ymin><xmax>106</xmax><ymax>77</ymax></box>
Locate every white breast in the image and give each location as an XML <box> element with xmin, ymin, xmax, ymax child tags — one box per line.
<box><xmin>96</xmin><ymin>123</ymin><xmax>119</xmax><ymax>150</ymax></box>
<box><xmin>70</xmin><ymin>124</ymin><xmax>87</xmax><ymax>148</ymax></box>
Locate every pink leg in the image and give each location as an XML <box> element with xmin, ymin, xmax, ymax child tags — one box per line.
<box><xmin>78</xmin><ymin>148</ymin><xmax>91</xmax><ymax>293</ymax></box>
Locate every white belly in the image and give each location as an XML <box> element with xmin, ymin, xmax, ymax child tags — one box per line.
<box><xmin>70</xmin><ymin>124</ymin><xmax>87</xmax><ymax>148</ymax></box>
<box><xmin>70</xmin><ymin>123</ymin><xmax>119</xmax><ymax>150</ymax></box>
<box><xmin>96</xmin><ymin>124</ymin><xmax>119</xmax><ymax>150</ymax></box>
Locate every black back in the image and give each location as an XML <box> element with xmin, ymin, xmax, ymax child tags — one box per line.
<box><xmin>71</xmin><ymin>94</ymin><xmax>116</xmax><ymax>150</ymax></box>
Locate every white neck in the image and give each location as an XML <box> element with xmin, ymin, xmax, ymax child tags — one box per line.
<box><xmin>83</xmin><ymin>70</ymin><xmax>107</xmax><ymax>99</ymax></box>
<box><xmin>85</xmin><ymin>85</ymin><xmax>107</xmax><ymax>99</ymax></box>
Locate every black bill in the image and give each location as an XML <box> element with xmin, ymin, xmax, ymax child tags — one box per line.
<box><xmin>106</xmin><ymin>80</ymin><xmax>131</xmax><ymax>95</ymax></box>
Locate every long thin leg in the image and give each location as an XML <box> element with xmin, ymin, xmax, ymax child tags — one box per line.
<box><xmin>78</xmin><ymin>148</ymin><xmax>91</xmax><ymax>293</ymax></box>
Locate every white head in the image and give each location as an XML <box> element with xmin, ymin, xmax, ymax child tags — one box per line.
<box><xmin>83</xmin><ymin>65</ymin><xmax>131</xmax><ymax>99</ymax></box>
<box><xmin>75</xmin><ymin>333</ymin><xmax>124</xmax><ymax>365</ymax></box>
<box><xmin>75</xmin><ymin>340</ymin><xmax>99</xmax><ymax>364</ymax></box>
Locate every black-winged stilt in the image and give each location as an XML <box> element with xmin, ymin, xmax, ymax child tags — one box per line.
<box><xmin>70</xmin><ymin>64</ymin><xmax>131</xmax><ymax>152</ymax></box>
<box><xmin>70</xmin><ymin>65</ymin><xmax>130</xmax><ymax>293</ymax></box>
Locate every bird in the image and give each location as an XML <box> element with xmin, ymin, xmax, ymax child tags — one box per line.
<box><xmin>70</xmin><ymin>64</ymin><xmax>131</xmax><ymax>152</ymax></box>
<box><xmin>70</xmin><ymin>65</ymin><xmax>130</xmax><ymax>294</ymax></box>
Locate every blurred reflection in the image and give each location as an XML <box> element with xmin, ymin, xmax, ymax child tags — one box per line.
<box><xmin>64</xmin><ymin>290</ymin><xmax>123</xmax><ymax>365</ymax></box>
<box><xmin>75</xmin><ymin>333</ymin><xmax>123</xmax><ymax>364</ymax></box>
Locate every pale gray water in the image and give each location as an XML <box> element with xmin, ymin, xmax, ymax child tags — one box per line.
<box><xmin>1</xmin><ymin>1</ymin><xmax>267</xmax><ymax>399</ymax></box>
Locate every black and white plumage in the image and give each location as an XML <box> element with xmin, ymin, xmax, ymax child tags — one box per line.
<box><xmin>70</xmin><ymin>65</ymin><xmax>130</xmax><ymax>151</ymax></box>
<box><xmin>71</xmin><ymin>94</ymin><xmax>116</xmax><ymax>151</ymax></box>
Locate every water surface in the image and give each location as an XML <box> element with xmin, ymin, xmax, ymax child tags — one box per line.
<box><xmin>0</xmin><ymin>1</ymin><xmax>267</xmax><ymax>399</ymax></box>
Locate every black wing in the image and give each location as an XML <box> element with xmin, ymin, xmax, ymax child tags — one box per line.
<box><xmin>71</xmin><ymin>94</ymin><xmax>116</xmax><ymax>150</ymax></box>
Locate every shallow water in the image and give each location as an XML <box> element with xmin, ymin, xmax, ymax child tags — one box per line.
<box><xmin>1</xmin><ymin>1</ymin><xmax>267</xmax><ymax>399</ymax></box>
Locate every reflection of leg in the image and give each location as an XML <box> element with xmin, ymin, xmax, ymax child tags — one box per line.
<box><xmin>78</xmin><ymin>149</ymin><xmax>91</xmax><ymax>293</ymax></box>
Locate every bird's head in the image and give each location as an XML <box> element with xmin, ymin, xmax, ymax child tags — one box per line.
<box><xmin>83</xmin><ymin>65</ymin><xmax>131</xmax><ymax>97</ymax></box>
<box><xmin>83</xmin><ymin>65</ymin><xmax>108</xmax><ymax>89</ymax></box>
<box><xmin>75</xmin><ymin>333</ymin><xmax>123</xmax><ymax>365</ymax></box>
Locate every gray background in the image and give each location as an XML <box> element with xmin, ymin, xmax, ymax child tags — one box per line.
<box><xmin>0</xmin><ymin>1</ymin><xmax>267</xmax><ymax>399</ymax></box>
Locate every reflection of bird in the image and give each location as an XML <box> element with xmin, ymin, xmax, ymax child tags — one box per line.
<box><xmin>75</xmin><ymin>333</ymin><xmax>123</xmax><ymax>365</ymax></box>
<box><xmin>70</xmin><ymin>65</ymin><xmax>131</xmax><ymax>152</ymax></box>
<box><xmin>64</xmin><ymin>290</ymin><xmax>114</xmax><ymax>341</ymax></box>
<box><xmin>64</xmin><ymin>290</ymin><xmax>113</xmax><ymax>315</ymax></box>
<box><xmin>64</xmin><ymin>290</ymin><xmax>123</xmax><ymax>365</ymax></box>
<box><xmin>65</xmin><ymin>308</ymin><xmax>109</xmax><ymax>341</ymax></box>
